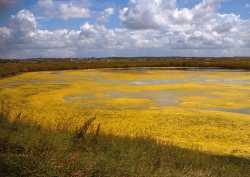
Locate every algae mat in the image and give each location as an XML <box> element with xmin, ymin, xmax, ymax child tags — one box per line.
<box><xmin>0</xmin><ymin>68</ymin><xmax>250</xmax><ymax>158</ymax></box>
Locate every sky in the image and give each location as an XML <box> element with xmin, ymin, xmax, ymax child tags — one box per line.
<box><xmin>0</xmin><ymin>0</ymin><xmax>250</xmax><ymax>58</ymax></box>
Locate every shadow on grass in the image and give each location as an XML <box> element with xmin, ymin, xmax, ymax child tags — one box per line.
<box><xmin>0</xmin><ymin>114</ymin><xmax>249</xmax><ymax>177</ymax></box>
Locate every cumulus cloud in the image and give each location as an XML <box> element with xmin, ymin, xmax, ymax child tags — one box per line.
<box><xmin>120</xmin><ymin>0</ymin><xmax>223</xmax><ymax>29</ymax></box>
<box><xmin>9</xmin><ymin>10</ymin><xmax>37</xmax><ymax>34</ymax></box>
<box><xmin>1</xmin><ymin>0</ymin><xmax>250</xmax><ymax>58</ymax></box>
<box><xmin>120</xmin><ymin>0</ymin><xmax>177</xmax><ymax>29</ymax></box>
<box><xmin>0</xmin><ymin>27</ymin><xmax>11</xmax><ymax>47</ymax></box>
<box><xmin>0</xmin><ymin>9</ymin><xmax>116</xmax><ymax>58</ymax></box>
<box><xmin>38</xmin><ymin>0</ymin><xmax>90</xmax><ymax>20</ymax></box>
<box><xmin>97</xmin><ymin>8</ymin><xmax>114</xmax><ymax>24</ymax></box>
<box><xmin>59</xmin><ymin>3</ymin><xmax>90</xmax><ymax>20</ymax></box>
<box><xmin>0</xmin><ymin>10</ymin><xmax>38</xmax><ymax>57</ymax></box>
<box><xmin>119</xmin><ymin>0</ymin><xmax>249</xmax><ymax>50</ymax></box>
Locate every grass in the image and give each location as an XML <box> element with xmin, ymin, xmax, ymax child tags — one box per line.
<box><xmin>0</xmin><ymin>112</ymin><xmax>250</xmax><ymax>177</ymax></box>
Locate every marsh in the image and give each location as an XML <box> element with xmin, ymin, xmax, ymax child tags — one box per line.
<box><xmin>0</xmin><ymin>68</ymin><xmax>250</xmax><ymax>158</ymax></box>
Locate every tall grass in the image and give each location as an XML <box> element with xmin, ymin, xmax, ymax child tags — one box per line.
<box><xmin>0</xmin><ymin>107</ymin><xmax>250</xmax><ymax>177</ymax></box>
<box><xmin>73</xmin><ymin>117</ymin><xmax>96</xmax><ymax>142</ymax></box>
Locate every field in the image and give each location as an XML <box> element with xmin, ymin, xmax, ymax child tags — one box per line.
<box><xmin>0</xmin><ymin>67</ymin><xmax>250</xmax><ymax>176</ymax></box>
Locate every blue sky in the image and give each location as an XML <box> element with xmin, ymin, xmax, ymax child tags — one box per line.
<box><xmin>0</xmin><ymin>0</ymin><xmax>250</xmax><ymax>58</ymax></box>
<box><xmin>1</xmin><ymin>0</ymin><xmax>250</xmax><ymax>28</ymax></box>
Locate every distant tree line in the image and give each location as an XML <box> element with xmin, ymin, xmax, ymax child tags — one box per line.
<box><xmin>1</xmin><ymin>57</ymin><xmax>250</xmax><ymax>78</ymax></box>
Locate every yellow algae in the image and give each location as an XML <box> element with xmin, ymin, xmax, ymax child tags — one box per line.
<box><xmin>0</xmin><ymin>69</ymin><xmax>250</xmax><ymax>158</ymax></box>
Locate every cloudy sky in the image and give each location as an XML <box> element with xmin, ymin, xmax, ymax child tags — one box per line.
<box><xmin>0</xmin><ymin>0</ymin><xmax>250</xmax><ymax>58</ymax></box>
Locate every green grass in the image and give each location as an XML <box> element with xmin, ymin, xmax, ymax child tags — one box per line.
<box><xmin>0</xmin><ymin>113</ymin><xmax>249</xmax><ymax>177</ymax></box>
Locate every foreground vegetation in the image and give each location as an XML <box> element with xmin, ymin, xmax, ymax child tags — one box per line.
<box><xmin>0</xmin><ymin>111</ymin><xmax>250</xmax><ymax>177</ymax></box>
<box><xmin>1</xmin><ymin>57</ymin><xmax>250</xmax><ymax>78</ymax></box>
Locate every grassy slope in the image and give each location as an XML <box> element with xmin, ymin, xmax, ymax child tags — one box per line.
<box><xmin>0</xmin><ymin>114</ymin><xmax>250</xmax><ymax>177</ymax></box>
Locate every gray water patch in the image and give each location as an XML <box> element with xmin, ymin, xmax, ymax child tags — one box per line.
<box><xmin>197</xmin><ymin>78</ymin><xmax>250</xmax><ymax>85</ymax></box>
<box><xmin>100</xmin><ymin>67</ymin><xmax>151</xmax><ymax>73</ymax></box>
<box><xmin>105</xmin><ymin>90</ymin><xmax>180</xmax><ymax>107</ymax></box>
<box><xmin>185</xmin><ymin>77</ymin><xmax>250</xmax><ymax>87</ymax></box>
<box><xmin>129</xmin><ymin>80</ymin><xmax>186</xmax><ymax>85</ymax></box>
<box><xmin>153</xmin><ymin>94</ymin><xmax>179</xmax><ymax>106</ymax></box>
<box><xmin>102</xmin><ymin>67</ymin><xmax>250</xmax><ymax>73</ymax></box>
<box><xmin>127</xmin><ymin>76</ymin><xmax>250</xmax><ymax>86</ymax></box>
<box><xmin>83</xmin><ymin>68</ymin><xmax>250</xmax><ymax>86</ymax></box>
<box><xmin>214</xmin><ymin>107</ymin><xmax>250</xmax><ymax>115</ymax></box>
<box><xmin>64</xmin><ymin>93</ymin><xmax>152</xmax><ymax>110</ymax></box>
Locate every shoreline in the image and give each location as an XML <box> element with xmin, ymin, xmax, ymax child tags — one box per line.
<box><xmin>1</xmin><ymin>58</ymin><xmax>250</xmax><ymax>79</ymax></box>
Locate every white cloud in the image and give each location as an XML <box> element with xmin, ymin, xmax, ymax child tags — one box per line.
<box><xmin>120</xmin><ymin>0</ymin><xmax>224</xmax><ymax>30</ymax></box>
<box><xmin>1</xmin><ymin>0</ymin><xmax>250</xmax><ymax>58</ymax></box>
<box><xmin>59</xmin><ymin>3</ymin><xmax>90</xmax><ymax>20</ymax></box>
<box><xmin>0</xmin><ymin>27</ymin><xmax>11</xmax><ymax>47</ymax></box>
<box><xmin>0</xmin><ymin>10</ymin><xmax>116</xmax><ymax>58</ymax></box>
<box><xmin>97</xmin><ymin>7</ymin><xmax>115</xmax><ymax>24</ymax></box>
<box><xmin>97</xmin><ymin>8</ymin><xmax>114</xmax><ymax>24</ymax></box>
<box><xmin>120</xmin><ymin>0</ymin><xmax>177</xmax><ymax>29</ymax></box>
<box><xmin>104</xmin><ymin>8</ymin><xmax>114</xmax><ymax>16</ymax></box>
<box><xmin>38</xmin><ymin>0</ymin><xmax>90</xmax><ymax>20</ymax></box>
<box><xmin>118</xmin><ymin>0</ymin><xmax>249</xmax><ymax>50</ymax></box>
<box><xmin>9</xmin><ymin>9</ymin><xmax>37</xmax><ymax>34</ymax></box>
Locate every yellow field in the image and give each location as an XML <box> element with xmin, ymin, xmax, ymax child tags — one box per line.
<box><xmin>0</xmin><ymin>68</ymin><xmax>250</xmax><ymax>158</ymax></box>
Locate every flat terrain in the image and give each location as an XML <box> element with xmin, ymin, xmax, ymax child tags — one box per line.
<box><xmin>1</xmin><ymin>57</ymin><xmax>250</xmax><ymax>78</ymax></box>
<box><xmin>0</xmin><ymin>68</ymin><xmax>250</xmax><ymax>176</ymax></box>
